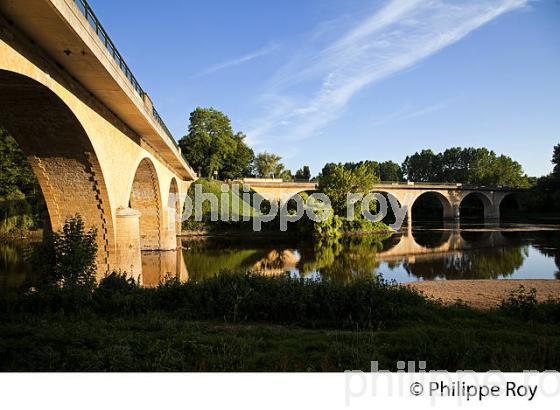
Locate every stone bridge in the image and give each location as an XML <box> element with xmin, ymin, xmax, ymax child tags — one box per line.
<box><xmin>241</xmin><ymin>179</ymin><xmax>521</xmax><ymax>224</ymax></box>
<box><xmin>0</xmin><ymin>0</ymin><xmax>197</xmax><ymax>280</ymax></box>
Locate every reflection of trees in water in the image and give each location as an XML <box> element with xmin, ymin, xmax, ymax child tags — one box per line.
<box><xmin>404</xmin><ymin>246</ymin><xmax>528</xmax><ymax>280</ymax></box>
<box><xmin>0</xmin><ymin>242</ymin><xmax>36</xmax><ymax>288</ymax></box>
<box><xmin>529</xmin><ymin>231</ymin><xmax>560</xmax><ymax>280</ymax></box>
<box><xmin>379</xmin><ymin>234</ymin><xmax>402</xmax><ymax>252</ymax></box>
<box><xmin>184</xmin><ymin>245</ymin><xmax>263</xmax><ymax>281</ymax></box>
<box><xmin>297</xmin><ymin>235</ymin><xmax>391</xmax><ymax>283</ymax></box>
<box><xmin>184</xmin><ymin>239</ymin><xmax>302</xmax><ymax>280</ymax></box>
<box><xmin>181</xmin><ymin>229</ymin><xmax>560</xmax><ymax>283</ymax></box>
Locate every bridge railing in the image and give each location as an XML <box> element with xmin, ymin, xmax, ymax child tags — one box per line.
<box><xmin>377</xmin><ymin>181</ymin><xmax>520</xmax><ymax>190</ymax></box>
<box><xmin>378</xmin><ymin>181</ymin><xmax>463</xmax><ymax>186</ymax></box>
<box><xmin>73</xmin><ymin>0</ymin><xmax>182</xmax><ymax>151</ymax></box>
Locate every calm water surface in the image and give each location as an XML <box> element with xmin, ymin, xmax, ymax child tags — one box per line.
<box><xmin>1</xmin><ymin>223</ymin><xmax>560</xmax><ymax>288</ymax></box>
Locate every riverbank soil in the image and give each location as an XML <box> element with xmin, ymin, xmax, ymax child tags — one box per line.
<box><xmin>409</xmin><ymin>279</ymin><xmax>560</xmax><ymax>309</ymax></box>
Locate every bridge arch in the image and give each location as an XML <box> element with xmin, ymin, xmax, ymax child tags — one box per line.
<box><xmin>459</xmin><ymin>192</ymin><xmax>493</xmax><ymax>220</ymax></box>
<box><xmin>370</xmin><ymin>191</ymin><xmax>405</xmax><ymax>225</ymax></box>
<box><xmin>498</xmin><ymin>192</ymin><xmax>521</xmax><ymax>220</ymax></box>
<box><xmin>0</xmin><ymin>69</ymin><xmax>115</xmax><ymax>273</ymax></box>
<box><xmin>129</xmin><ymin>157</ymin><xmax>163</xmax><ymax>250</ymax></box>
<box><xmin>410</xmin><ymin>191</ymin><xmax>454</xmax><ymax>221</ymax></box>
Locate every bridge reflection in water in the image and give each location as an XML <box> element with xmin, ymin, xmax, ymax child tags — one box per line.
<box><xmin>136</xmin><ymin>225</ymin><xmax>560</xmax><ymax>284</ymax></box>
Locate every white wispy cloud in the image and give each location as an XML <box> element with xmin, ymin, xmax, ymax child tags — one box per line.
<box><xmin>247</xmin><ymin>0</ymin><xmax>528</xmax><ymax>146</ymax></box>
<box><xmin>191</xmin><ymin>43</ymin><xmax>278</xmax><ymax>79</ymax></box>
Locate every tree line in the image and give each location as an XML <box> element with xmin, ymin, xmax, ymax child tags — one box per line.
<box><xmin>179</xmin><ymin>107</ymin><xmax>532</xmax><ymax>188</ymax></box>
<box><xmin>402</xmin><ymin>147</ymin><xmax>529</xmax><ymax>187</ymax></box>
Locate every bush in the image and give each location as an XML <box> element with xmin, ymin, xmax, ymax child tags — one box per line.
<box><xmin>4</xmin><ymin>272</ymin><xmax>430</xmax><ymax>328</ymax></box>
<box><xmin>499</xmin><ymin>286</ymin><xmax>560</xmax><ymax>322</ymax></box>
<box><xmin>499</xmin><ymin>286</ymin><xmax>539</xmax><ymax>319</ymax></box>
<box><xmin>31</xmin><ymin>215</ymin><xmax>97</xmax><ymax>290</ymax></box>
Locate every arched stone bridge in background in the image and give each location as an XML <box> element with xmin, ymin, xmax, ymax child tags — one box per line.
<box><xmin>0</xmin><ymin>0</ymin><xmax>197</xmax><ymax>280</ymax></box>
<box><xmin>241</xmin><ymin>179</ymin><xmax>523</xmax><ymax>225</ymax></box>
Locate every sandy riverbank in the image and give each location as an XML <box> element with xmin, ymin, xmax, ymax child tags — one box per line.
<box><xmin>408</xmin><ymin>280</ymin><xmax>560</xmax><ymax>309</ymax></box>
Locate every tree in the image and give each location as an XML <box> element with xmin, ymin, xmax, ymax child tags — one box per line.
<box><xmin>317</xmin><ymin>161</ymin><xmax>380</xmax><ymax>216</ymax></box>
<box><xmin>402</xmin><ymin>150</ymin><xmax>440</xmax><ymax>182</ymax></box>
<box><xmin>521</xmin><ymin>143</ymin><xmax>560</xmax><ymax>213</ymax></box>
<box><xmin>553</xmin><ymin>143</ymin><xmax>560</xmax><ymax>175</ymax></box>
<box><xmin>179</xmin><ymin>108</ymin><xmax>253</xmax><ymax>179</ymax></box>
<box><xmin>278</xmin><ymin>169</ymin><xmax>294</xmax><ymax>181</ymax></box>
<box><xmin>253</xmin><ymin>152</ymin><xmax>285</xmax><ymax>178</ymax></box>
<box><xmin>378</xmin><ymin>161</ymin><xmax>402</xmax><ymax>182</ymax></box>
<box><xmin>295</xmin><ymin>165</ymin><xmax>311</xmax><ymax>181</ymax></box>
<box><xmin>32</xmin><ymin>215</ymin><xmax>98</xmax><ymax>289</ymax></box>
<box><xmin>0</xmin><ymin>128</ymin><xmax>37</xmax><ymax>198</ymax></box>
<box><xmin>0</xmin><ymin>128</ymin><xmax>45</xmax><ymax>232</ymax></box>
<box><xmin>221</xmin><ymin>132</ymin><xmax>254</xmax><ymax>180</ymax></box>
<box><xmin>487</xmin><ymin>155</ymin><xmax>528</xmax><ymax>187</ymax></box>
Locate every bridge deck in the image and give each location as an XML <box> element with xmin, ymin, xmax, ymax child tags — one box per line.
<box><xmin>241</xmin><ymin>179</ymin><xmax>521</xmax><ymax>192</ymax></box>
<box><xmin>0</xmin><ymin>0</ymin><xmax>196</xmax><ymax>179</ymax></box>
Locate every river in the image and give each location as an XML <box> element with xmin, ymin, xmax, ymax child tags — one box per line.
<box><xmin>1</xmin><ymin>222</ymin><xmax>559</xmax><ymax>288</ymax></box>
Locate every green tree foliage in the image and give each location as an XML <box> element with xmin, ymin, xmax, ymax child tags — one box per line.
<box><xmin>253</xmin><ymin>151</ymin><xmax>290</xmax><ymax>178</ymax></box>
<box><xmin>402</xmin><ymin>147</ymin><xmax>529</xmax><ymax>187</ymax></box>
<box><xmin>32</xmin><ymin>215</ymin><xmax>97</xmax><ymax>289</ymax></box>
<box><xmin>318</xmin><ymin>161</ymin><xmax>380</xmax><ymax>216</ymax></box>
<box><xmin>179</xmin><ymin>108</ymin><xmax>254</xmax><ymax>179</ymax></box>
<box><xmin>295</xmin><ymin>165</ymin><xmax>311</xmax><ymax>181</ymax></box>
<box><xmin>522</xmin><ymin>143</ymin><xmax>560</xmax><ymax>212</ymax></box>
<box><xmin>279</xmin><ymin>169</ymin><xmax>294</xmax><ymax>181</ymax></box>
<box><xmin>221</xmin><ymin>132</ymin><xmax>254</xmax><ymax>180</ymax></box>
<box><xmin>0</xmin><ymin>128</ymin><xmax>45</xmax><ymax>233</ymax></box>
<box><xmin>378</xmin><ymin>161</ymin><xmax>403</xmax><ymax>181</ymax></box>
<box><xmin>0</xmin><ymin>128</ymin><xmax>37</xmax><ymax>197</ymax></box>
<box><xmin>553</xmin><ymin>143</ymin><xmax>560</xmax><ymax>176</ymax></box>
<box><xmin>401</xmin><ymin>149</ymin><xmax>440</xmax><ymax>182</ymax></box>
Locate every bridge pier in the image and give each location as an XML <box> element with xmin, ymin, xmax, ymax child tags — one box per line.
<box><xmin>452</xmin><ymin>203</ymin><xmax>461</xmax><ymax>220</ymax></box>
<box><xmin>160</xmin><ymin>224</ymin><xmax>180</xmax><ymax>251</ymax></box>
<box><xmin>115</xmin><ymin>207</ymin><xmax>142</xmax><ymax>282</ymax></box>
<box><xmin>485</xmin><ymin>203</ymin><xmax>500</xmax><ymax>220</ymax></box>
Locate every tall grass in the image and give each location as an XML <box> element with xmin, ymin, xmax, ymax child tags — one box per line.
<box><xmin>3</xmin><ymin>272</ymin><xmax>558</xmax><ymax>328</ymax></box>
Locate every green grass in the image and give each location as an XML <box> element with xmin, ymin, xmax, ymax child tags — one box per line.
<box><xmin>1</xmin><ymin>273</ymin><xmax>559</xmax><ymax>371</ymax></box>
<box><xmin>1</xmin><ymin>314</ymin><xmax>559</xmax><ymax>371</ymax></box>
<box><xmin>186</xmin><ymin>179</ymin><xmax>256</xmax><ymax>221</ymax></box>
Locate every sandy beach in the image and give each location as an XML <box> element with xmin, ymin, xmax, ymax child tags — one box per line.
<box><xmin>408</xmin><ymin>280</ymin><xmax>560</xmax><ymax>309</ymax></box>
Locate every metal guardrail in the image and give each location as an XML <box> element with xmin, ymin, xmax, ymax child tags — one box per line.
<box><xmin>73</xmin><ymin>0</ymin><xmax>180</xmax><ymax>150</ymax></box>
<box><xmin>377</xmin><ymin>181</ymin><xmax>520</xmax><ymax>190</ymax></box>
<box><xmin>378</xmin><ymin>181</ymin><xmax>462</xmax><ymax>186</ymax></box>
<box><xmin>152</xmin><ymin>107</ymin><xmax>180</xmax><ymax>149</ymax></box>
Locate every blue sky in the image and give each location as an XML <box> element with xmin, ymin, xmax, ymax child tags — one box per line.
<box><xmin>90</xmin><ymin>0</ymin><xmax>560</xmax><ymax>177</ymax></box>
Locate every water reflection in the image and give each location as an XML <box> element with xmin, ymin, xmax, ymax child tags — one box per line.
<box><xmin>141</xmin><ymin>248</ymin><xmax>188</xmax><ymax>287</ymax></box>
<box><xmin>0</xmin><ymin>241</ymin><xmax>36</xmax><ymax>288</ymax></box>
<box><xmin>1</xmin><ymin>223</ymin><xmax>560</xmax><ymax>288</ymax></box>
<box><xmin>526</xmin><ymin>230</ymin><xmax>560</xmax><ymax>280</ymax></box>
<box><xmin>402</xmin><ymin>247</ymin><xmax>528</xmax><ymax>280</ymax></box>
<box><xmin>297</xmin><ymin>235</ymin><xmax>389</xmax><ymax>282</ymax></box>
<box><xmin>181</xmin><ymin>225</ymin><xmax>560</xmax><ymax>283</ymax></box>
